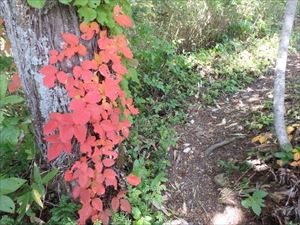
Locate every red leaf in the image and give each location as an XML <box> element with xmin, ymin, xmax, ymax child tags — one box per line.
<box><xmin>79</xmin><ymin>174</ymin><xmax>89</xmax><ymax>188</ymax></box>
<box><xmin>63</xmin><ymin>142</ymin><xmax>72</xmax><ymax>154</ymax></box>
<box><xmin>59</xmin><ymin>125</ymin><xmax>74</xmax><ymax>143</ymax></box>
<box><xmin>82</xmin><ymin>60</ymin><xmax>97</xmax><ymax>70</ymax></box>
<box><xmin>126</xmin><ymin>174</ymin><xmax>141</xmax><ymax>186</ymax></box>
<box><xmin>73</xmin><ymin>66</ymin><xmax>82</xmax><ymax>79</ymax></box>
<box><xmin>99</xmin><ymin>211</ymin><xmax>110</xmax><ymax>225</ymax></box>
<box><xmin>49</xmin><ymin>49</ymin><xmax>59</xmax><ymax>64</ymax></box>
<box><xmin>111</xmin><ymin>197</ymin><xmax>120</xmax><ymax>212</ymax></box>
<box><xmin>79</xmin><ymin>189</ymin><xmax>91</xmax><ymax>205</ymax></box>
<box><xmin>77</xmin><ymin>44</ymin><xmax>87</xmax><ymax>56</ymax></box>
<box><xmin>103</xmin><ymin>158</ymin><xmax>115</xmax><ymax>167</ymax></box>
<box><xmin>78</xmin><ymin>204</ymin><xmax>93</xmax><ymax>225</ymax></box>
<box><xmin>122</xmin><ymin>46</ymin><xmax>133</xmax><ymax>59</ymax></box>
<box><xmin>62</xmin><ymin>33</ymin><xmax>79</xmax><ymax>46</ymax></box>
<box><xmin>56</xmin><ymin>71</ymin><xmax>68</xmax><ymax>84</ymax></box>
<box><xmin>73</xmin><ymin>125</ymin><xmax>87</xmax><ymax>143</ymax></box>
<box><xmin>117</xmin><ymin>190</ymin><xmax>127</xmax><ymax>199</ymax></box>
<box><xmin>101</xmin><ymin>120</ymin><xmax>115</xmax><ymax>132</ymax></box>
<box><xmin>120</xmin><ymin>199</ymin><xmax>131</xmax><ymax>213</ymax></box>
<box><xmin>94</xmin><ymin>160</ymin><xmax>103</xmax><ymax>171</ymax></box>
<box><xmin>70</xmin><ymin>99</ymin><xmax>86</xmax><ymax>111</ymax></box>
<box><xmin>81</xmin><ymin>31</ymin><xmax>94</xmax><ymax>41</ymax></box>
<box><xmin>72</xmin><ymin>110</ymin><xmax>90</xmax><ymax>125</ymax></box>
<box><xmin>92</xmin><ymin>198</ymin><xmax>103</xmax><ymax>211</ymax></box>
<box><xmin>81</xmin><ymin>69</ymin><xmax>93</xmax><ymax>82</ymax></box>
<box><xmin>64</xmin><ymin>170</ymin><xmax>73</xmax><ymax>181</ymax></box>
<box><xmin>98</xmin><ymin>64</ymin><xmax>110</xmax><ymax>78</ymax></box>
<box><xmin>105</xmin><ymin>176</ymin><xmax>118</xmax><ymax>190</ymax></box>
<box><xmin>79</xmin><ymin>23</ymin><xmax>89</xmax><ymax>33</ymax></box>
<box><xmin>48</xmin><ymin>143</ymin><xmax>63</xmax><ymax>161</ymax></box>
<box><xmin>43</xmin><ymin>119</ymin><xmax>58</xmax><ymax>134</ymax></box>
<box><xmin>40</xmin><ymin>65</ymin><xmax>58</xmax><ymax>77</ymax></box>
<box><xmin>96</xmin><ymin>183</ymin><xmax>105</xmax><ymax>195</ymax></box>
<box><xmin>122</xmin><ymin>127</ymin><xmax>129</xmax><ymax>138</ymax></box>
<box><xmin>72</xmin><ymin>185</ymin><xmax>81</xmax><ymax>199</ymax></box>
<box><xmin>112</xmin><ymin>62</ymin><xmax>127</xmax><ymax>75</ymax></box>
<box><xmin>103</xmin><ymin>169</ymin><xmax>117</xmax><ymax>179</ymax></box>
<box><xmin>113</xmin><ymin>6</ymin><xmax>133</xmax><ymax>28</ymax></box>
<box><xmin>80</xmin><ymin>143</ymin><xmax>92</xmax><ymax>155</ymax></box>
<box><xmin>114</xmin><ymin>14</ymin><xmax>133</xmax><ymax>28</ymax></box>
<box><xmin>44</xmin><ymin>134</ymin><xmax>60</xmax><ymax>143</ymax></box>
<box><xmin>90</xmin><ymin>22</ymin><xmax>99</xmax><ymax>32</ymax></box>
<box><xmin>8</xmin><ymin>73</ymin><xmax>21</xmax><ymax>93</ymax></box>
<box><xmin>43</xmin><ymin>74</ymin><xmax>56</xmax><ymax>88</ymax></box>
<box><xmin>85</xmin><ymin>91</ymin><xmax>100</xmax><ymax>104</ymax></box>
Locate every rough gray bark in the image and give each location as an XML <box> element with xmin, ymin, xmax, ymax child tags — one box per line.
<box><xmin>0</xmin><ymin>0</ymin><xmax>80</xmax><ymax>167</ymax></box>
<box><xmin>273</xmin><ymin>0</ymin><xmax>298</xmax><ymax>150</ymax></box>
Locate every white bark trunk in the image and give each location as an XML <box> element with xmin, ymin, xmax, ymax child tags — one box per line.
<box><xmin>0</xmin><ymin>0</ymin><xmax>80</xmax><ymax>167</ymax></box>
<box><xmin>273</xmin><ymin>0</ymin><xmax>298</xmax><ymax>150</ymax></box>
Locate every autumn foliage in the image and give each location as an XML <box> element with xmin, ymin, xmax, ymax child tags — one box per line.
<box><xmin>40</xmin><ymin>5</ymin><xmax>140</xmax><ymax>225</ymax></box>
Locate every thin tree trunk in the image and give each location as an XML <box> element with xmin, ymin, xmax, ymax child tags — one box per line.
<box><xmin>0</xmin><ymin>0</ymin><xmax>80</xmax><ymax>168</ymax></box>
<box><xmin>273</xmin><ymin>0</ymin><xmax>298</xmax><ymax>151</ymax></box>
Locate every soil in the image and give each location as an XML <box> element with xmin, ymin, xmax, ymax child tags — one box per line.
<box><xmin>166</xmin><ymin>53</ymin><xmax>300</xmax><ymax>225</ymax></box>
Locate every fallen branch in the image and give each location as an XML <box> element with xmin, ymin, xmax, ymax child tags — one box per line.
<box><xmin>205</xmin><ymin>135</ymin><xmax>245</xmax><ymax>156</ymax></box>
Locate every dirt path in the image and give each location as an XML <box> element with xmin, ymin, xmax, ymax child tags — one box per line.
<box><xmin>166</xmin><ymin>54</ymin><xmax>300</xmax><ymax>225</ymax></box>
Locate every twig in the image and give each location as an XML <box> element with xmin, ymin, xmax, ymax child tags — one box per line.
<box><xmin>205</xmin><ymin>135</ymin><xmax>245</xmax><ymax>156</ymax></box>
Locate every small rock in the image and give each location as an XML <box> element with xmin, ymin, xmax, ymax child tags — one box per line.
<box><xmin>183</xmin><ymin>143</ymin><xmax>191</xmax><ymax>147</ymax></box>
<box><xmin>214</xmin><ymin>173</ymin><xmax>227</xmax><ymax>187</ymax></box>
<box><xmin>163</xmin><ymin>219</ymin><xmax>189</xmax><ymax>225</ymax></box>
<box><xmin>183</xmin><ymin>147</ymin><xmax>191</xmax><ymax>153</ymax></box>
<box><xmin>190</xmin><ymin>119</ymin><xmax>195</xmax><ymax>124</ymax></box>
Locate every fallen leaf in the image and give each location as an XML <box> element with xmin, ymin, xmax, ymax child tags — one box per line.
<box><xmin>126</xmin><ymin>174</ymin><xmax>141</xmax><ymax>186</ymax></box>
<box><xmin>287</xmin><ymin>126</ymin><xmax>295</xmax><ymax>134</ymax></box>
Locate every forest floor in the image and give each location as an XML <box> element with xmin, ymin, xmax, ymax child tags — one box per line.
<box><xmin>166</xmin><ymin>53</ymin><xmax>300</xmax><ymax>225</ymax></box>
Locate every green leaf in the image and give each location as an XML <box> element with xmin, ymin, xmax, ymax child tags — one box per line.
<box><xmin>0</xmin><ymin>112</ymin><xmax>4</xmax><ymax>124</ymax></box>
<box><xmin>0</xmin><ymin>95</ymin><xmax>24</xmax><ymax>107</ymax></box>
<box><xmin>241</xmin><ymin>190</ymin><xmax>267</xmax><ymax>216</ymax></box>
<box><xmin>88</xmin><ymin>0</ymin><xmax>100</xmax><ymax>8</ymax></box>
<box><xmin>253</xmin><ymin>190</ymin><xmax>268</xmax><ymax>199</ymax></box>
<box><xmin>241</xmin><ymin>198</ymin><xmax>251</xmax><ymax>208</ymax></box>
<box><xmin>17</xmin><ymin>192</ymin><xmax>31</xmax><ymax>220</ymax></box>
<box><xmin>132</xmin><ymin>207</ymin><xmax>141</xmax><ymax>220</ymax></box>
<box><xmin>106</xmin><ymin>14</ymin><xmax>116</xmax><ymax>28</ymax></box>
<box><xmin>252</xmin><ymin>203</ymin><xmax>262</xmax><ymax>216</ymax></box>
<box><xmin>74</xmin><ymin>0</ymin><xmax>88</xmax><ymax>6</ymax></box>
<box><xmin>0</xmin><ymin>126</ymin><xmax>20</xmax><ymax>146</ymax></box>
<box><xmin>78</xmin><ymin>6</ymin><xmax>97</xmax><ymax>22</ymax></box>
<box><xmin>41</xmin><ymin>168</ymin><xmax>59</xmax><ymax>184</ymax></box>
<box><xmin>282</xmin><ymin>143</ymin><xmax>293</xmax><ymax>152</ymax></box>
<box><xmin>120</xmin><ymin>76</ymin><xmax>131</xmax><ymax>97</ymax></box>
<box><xmin>58</xmin><ymin>0</ymin><xmax>73</xmax><ymax>4</ymax></box>
<box><xmin>33</xmin><ymin>163</ymin><xmax>42</xmax><ymax>185</ymax></box>
<box><xmin>0</xmin><ymin>75</ymin><xmax>8</xmax><ymax>98</ymax></box>
<box><xmin>127</xmin><ymin>68</ymin><xmax>140</xmax><ymax>84</ymax></box>
<box><xmin>0</xmin><ymin>178</ymin><xmax>26</xmax><ymax>195</ymax></box>
<box><xmin>96</xmin><ymin>9</ymin><xmax>108</xmax><ymax>25</ymax></box>
<box><xmin>27</xmin><ymin>0</ymin><xmax>46</xmax><ymax>9</ymax></box>
<box><xmin>32</xmin><ymin>189</ymin><xmax>43</xmax><ymax>208</ymax></box>
<box><xmin>0</xmin><ymin>195</ymin><xmax>15</xmax><ymax>213</ymax></box>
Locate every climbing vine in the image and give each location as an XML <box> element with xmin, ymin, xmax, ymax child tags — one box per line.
<box><xmin>28</xmin><ymin>0</ymin><xmax>140</xmax><ymax>224</ymax></box>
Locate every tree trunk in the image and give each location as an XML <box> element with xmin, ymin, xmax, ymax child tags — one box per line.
<box><xmin>0</xmin><ymin>0</ymin><xmax>80</xmax><ymax>168</ymax></box>
<box><xmin>273</xmin><ymin>0</ymin><xmax>298</xmax><ymax>151</ymax></box>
